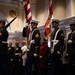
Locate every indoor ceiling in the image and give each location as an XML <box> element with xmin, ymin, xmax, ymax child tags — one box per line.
<box><xmin>0</xmin><ymin>0</ymin><xmax>37</xmax><ymax>7</ymax></box>
<box><xmin>0</xmin><ymin>0</ymin><xmax>23</xmax><ymax>7</ymax></box>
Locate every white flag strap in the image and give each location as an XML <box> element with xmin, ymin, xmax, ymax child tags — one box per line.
<box><xmin>51</xmin><ymin>29</ymin><xmax>60</xmax><ymax>53</ymax></box>
<box><xmin>54</xmin><ymin>29</ymin><xmax>60</xmax><ymax>40</ymax></box>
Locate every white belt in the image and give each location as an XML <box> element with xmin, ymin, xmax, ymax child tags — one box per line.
<box><xmin>15</xmin><ymin>53</ymin><xmax>20</xmax><ymax>55</ymax></box>
<box><xmin>2</xmin><ymin>41</ymin><xmax>7</xmax><ymax>44</ymax></box>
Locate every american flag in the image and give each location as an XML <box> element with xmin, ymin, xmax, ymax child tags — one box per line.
<box><xmin>23</xmin><ymin>0</ymin><xmax>32</xmax><ymax>37</ymax></box>
<box><xmin>23</xmin><ymin>0</ymin><xmax>32</xmax><ymax>24</ymax></box>
<box><xmin>44</xmin><ymin>0</ymin><xmax>53</xmax><ymax>40</ymax></box>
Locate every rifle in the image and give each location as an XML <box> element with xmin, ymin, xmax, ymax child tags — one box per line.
<box><xmin>5</xmin><ymin>16</ymin><xmax>17</xmax><ymax>28</ymax></box>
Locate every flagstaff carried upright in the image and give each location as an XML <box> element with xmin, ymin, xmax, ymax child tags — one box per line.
<box><xmin>44</xmin><ymin>0</ymin><xmax>53</xmax><ymax>40</ymax></box>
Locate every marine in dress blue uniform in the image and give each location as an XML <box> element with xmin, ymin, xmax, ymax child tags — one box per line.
<box><xmin>0</xmin><ymin>17</ymin><xmax>17</xmax><ymax>75</ymax></box>
<box><xmin>66</xmin><ymin>23</ymin><xmax>75</xmax><ymax>75</ymax></box>
<box><xmin>48</xmin><ymin>19</ymin><xmax>64</xmax><ymax>75</ymax></box>
<box><xmin>0</xmin><ymin>19</ymin><xmax>10</xmax><ymax>75</ymax></box>
<box><xmin>24</xmin><ymin>20</ymin><xmax>41</xmax><ymax>75</ymax></box>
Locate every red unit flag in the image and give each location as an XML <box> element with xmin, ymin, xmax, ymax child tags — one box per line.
<box><xmin>44</xmin><ymin>0</ymin><xmax>53</xmax><ymax>40</ymax></box>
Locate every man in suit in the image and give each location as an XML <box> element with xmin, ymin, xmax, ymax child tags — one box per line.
<box><xmin>66</xmin><ymin>23</ymin><xmax>75</xmax><ymax>75</ymax></box>
<box><xmin>49</xmin><ymin>19</ymin><xmax>64</xmax><ymax>75</ymax></box>
<box><xmin>24</xmin><ymin>20</ymin><xmax>41</xmax><ymax>75</ymax></box>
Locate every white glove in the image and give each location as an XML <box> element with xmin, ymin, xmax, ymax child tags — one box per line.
<box><xmin>11</xmin><ymin>59</ymin><xmax>13</xmax><ymax>61</ymax></box>
<box><xmin>30</xmin><ymin>40</ymin><xmax>35</xmax><ymax>44</ymax></box>
<box><xmin>68</xmin><ymin>40</ymin><xmax>72</xmax><ymax>44</ymax></box>
<box><xmin>33</xmin><ymin>53</ymin><xmax>38</xmax><ymax>57</ymax></box>
<box><xmin>57</xmin><ymin>51</ymin><xmax>60</xmax><ymax>54</ymax></box>
<box><xmin>39</xmin><ymin>56</ymin><xmax>42</xmax><ymax>58</ymax></box>
<box><xmin>51</xmin><ymin>49</ymin><xmax>54</xmax><ymax>54</ymax></box>
<box><xmin>66</xmin><ymin>53</ymin><xmax>68</xmax><ymax>56</ymax></box>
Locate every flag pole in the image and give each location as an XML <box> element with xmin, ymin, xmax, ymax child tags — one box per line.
<box><xmin>49</xmin><ymin>0</ymin><xmax>53</xmax><ymax>49</ymax></box>
<box><xmin>44</xmin><ymin>0</ymin><xmax>53</xmax><ymax>47</ymax></box>
<box><xmin>23</xmin><ymin>0</ymin><xmax>32</xmax><ymax>48</ymax></box>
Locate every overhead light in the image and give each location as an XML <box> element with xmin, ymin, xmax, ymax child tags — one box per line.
<box><xmin>9</xmin><ymin>10</ymin><xmax>17</xmax><ymax>18</ymax></box>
